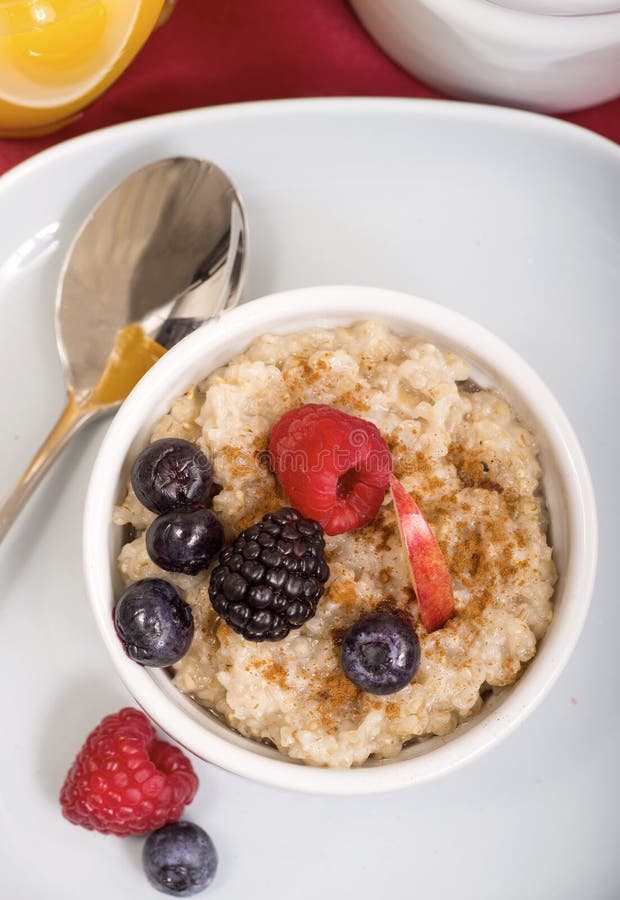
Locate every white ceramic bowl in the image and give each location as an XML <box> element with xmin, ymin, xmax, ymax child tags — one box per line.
<box><xmin>491</xmin><ymin>0</ymin><xmax>619</xmax><ymax>13</ymax></box>
<box><xmin>350</xmin><ymin>0</ymin><xmax>620</xmax><ymax>114</ymax></box>
<box><xmin>84</xmin><ymin>286</ymin><xmax>597</xmax><ymax>795</ymax></box>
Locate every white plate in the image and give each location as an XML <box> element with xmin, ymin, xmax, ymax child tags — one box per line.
<box><xmin>0</xmin><ymin>98</ymin><xmax>617</xmax><ymax>900</ymax></box>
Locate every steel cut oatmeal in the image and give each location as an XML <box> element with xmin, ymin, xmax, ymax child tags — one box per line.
<box><xmin>114</xmin><ymin>320</ymin><xmax>556</xmax><ymax>767</ymax></box>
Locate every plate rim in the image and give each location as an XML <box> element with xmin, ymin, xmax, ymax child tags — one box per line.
<box><xmin>1</xmin><ymin>96</ymin><xmax>619</xmax><ymax>199</ymax></box>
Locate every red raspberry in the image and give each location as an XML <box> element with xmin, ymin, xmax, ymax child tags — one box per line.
<box><xmin>59</xmin><ymin>707</ymin><xmax>198</xmax><ymax>836</ymax></box>
<box><xmin>269</xmin><ymin>404</ymin><xmax>392</xmax><ymax>535</ymax></box>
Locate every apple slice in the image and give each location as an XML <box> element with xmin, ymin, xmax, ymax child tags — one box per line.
<box><xmin>389</xmin><ymin>474</ymin><xmax>455</xmax><ymax>632</ymax></box>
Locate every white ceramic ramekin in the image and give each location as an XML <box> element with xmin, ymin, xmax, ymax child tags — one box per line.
<box><xmin>84</xmin><ymin>286</ymin><xmax>597</xmax><ymax>795</ymax></box>
<box><xmin>491</xmin><ymin>0</ymin><xmax>619</xmax><ymax>12</ymax></box>
<box><xmin>350</xmin><ymin>0</ymin><xmax>620</xmax><ymax>114</ymax></box>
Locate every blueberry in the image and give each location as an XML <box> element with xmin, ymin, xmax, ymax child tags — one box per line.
<box><xmin>114</xmin><ymin>578</ymin><xmax>194</xmax><ymax>666</ymax></box>
<box><xmin>142</xmin><ymin>821</ymin><xmax>218</xmax><ymax>896</ymax></box>
<box><xmin>146</xmin><ymin>509</ymin><xmax>224</xmax><ymax>575</ymax></box>
<box><xmin>341</xmin><ymin>613</ymin><xmax>420</xmax><ymax>695</ymax></box>
<box><xmin>131</xmin><ymin>439</ymin><xmax>213</xmax><ymax>514</ymax></box>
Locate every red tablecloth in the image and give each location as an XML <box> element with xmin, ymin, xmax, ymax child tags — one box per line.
<box><xmin>1</xmin><ymin>0</ymin><xmax>619</xmax><ymax>175</ymax></box>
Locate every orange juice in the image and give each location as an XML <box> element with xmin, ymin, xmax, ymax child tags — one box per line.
<box><xmin>0</xmin><ymin>0</ymin><xmax>168</xmax><ymax>137</ymax></box>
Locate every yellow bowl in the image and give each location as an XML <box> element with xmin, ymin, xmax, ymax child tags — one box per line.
<box><xmin>0</xmin><ymin>0</ymin><xmax>169</xmax><ymax>138</ymax></box>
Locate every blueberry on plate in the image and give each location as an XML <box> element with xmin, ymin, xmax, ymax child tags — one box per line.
<box><xmin>146</xmin><ymin>509</ymin><xmax>224</xmax><ymax>575</ymax></box>
<box><xmin>131</xmin><ymin>438</ymin><xmax>213</xmax><ymax>514</ymax></box>
<box><xmin>143</xmin><ymin>821</ymin><xmax>218</xmax><ymax>896</ymax></box>
<box><xmin>341</xmin><ymin>612</ymin><xmax>420</xmax><ymax>695</ymax></box>
<box><xmin>114</xmin><ymin>578</ymin><xmax>194</xmax><ymax>666</ymax></box>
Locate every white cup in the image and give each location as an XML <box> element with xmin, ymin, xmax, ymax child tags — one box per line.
<box><xmin>490</xmin><ymin>1</ymin><xmax>620</xmax><ymax>13</ymax></box>
<box><xmin>350</xmin><ymin>0</ymin><xmax>620</xmax><ymax>113</ymax></box>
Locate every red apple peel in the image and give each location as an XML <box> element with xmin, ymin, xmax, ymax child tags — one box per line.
<box><xmin>389</xmin><ymin>474</ymin><xmax>455</xmax><ymax>632</ymax></box>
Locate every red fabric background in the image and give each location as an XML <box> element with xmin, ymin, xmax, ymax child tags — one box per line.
<box><xmin>1</xmin><ymin>0</ymin><xmax>618</xmax><ymax>175</ymax></box>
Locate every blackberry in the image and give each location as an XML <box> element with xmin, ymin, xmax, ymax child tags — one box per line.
<box><xmin>208</xmin><ymin>508</ymin><xmax>330</xmax><ymax>641</ymax></box>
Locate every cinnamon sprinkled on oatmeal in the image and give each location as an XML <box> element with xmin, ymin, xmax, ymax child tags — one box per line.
<box><xmin>233</xmin><ymin>478</ymin><xmax>287</xmax><ymax>534</ymax></box>
<box><xmin>216</xmin><ymin>621</ymin><xmax>232</xmax><ymax>646</ymax></box>
<box><xmin>315</xmin><ymin>671</ymin><xmax>361</xmax><ymax>728</ymax></box>
<box><xmin>380</xmin><ymin>568</ymin><xmax>391</xmax><ymax>584</ymax></box>
<box><xmin>368</xmin><ymin>508</ymin><xmax>396</xmax><ymax>553</ymax></box>
<box><xmin>325</xmin><ymin>577</ymin><xmax>359</xmax><ymax>611</ymax></box>
<box><xmin>218</xmin><ymin>443</ymin><xmax>258</xmax><ymax>480</ymax></box>
<box><xmin>335</xmin><ymin>389</ymin><xmax>370</xmax><ymax>413</ymax></box>
<box><xmin>251</xmin><ymin>660</ymin><xmax>288</xmax><ymax>690</ymax></box>
<box><xmin>385</xmin><ymin>702</ymin><xmax>400</xmax><ymax>721</ymax></box>
<box><xmin>117</xmin><ymin>320</ymin><xmax>556</xmax><ymax>768</ymax></box>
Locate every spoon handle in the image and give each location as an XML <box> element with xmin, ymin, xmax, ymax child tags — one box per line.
<box><xmin>0</xmin><ymin>392</ymin><xmax>99</xmax><ymax>544</ymax></box>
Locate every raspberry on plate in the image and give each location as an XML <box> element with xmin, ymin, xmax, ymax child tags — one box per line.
<box><xmin>60</xmin><ymin>708</ymin><xmax>198</xmax><ymax>836</ymax></box>
<box><xmin>269</xmin><ymin>404</ymin><xmax>392</xmax><ymax>535</ymax></box>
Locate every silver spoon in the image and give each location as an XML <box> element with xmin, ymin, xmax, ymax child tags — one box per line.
<box><xmin>0</xmin><ymin>157</ymin><xmax>247</xmax><ymax>543</ymax></box>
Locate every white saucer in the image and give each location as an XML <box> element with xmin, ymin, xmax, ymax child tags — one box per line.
<box><xmin>0</xmin><ymin>98</ymin><xmax>617</xmax><ymax>900</ymax></box>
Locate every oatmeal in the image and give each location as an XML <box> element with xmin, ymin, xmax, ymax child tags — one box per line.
<box><xmin>114</xmin><ymin>320</ymin><xmax>556</xmax><ymax>767</ymax></box>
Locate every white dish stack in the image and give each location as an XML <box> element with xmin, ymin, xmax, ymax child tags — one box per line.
<box><xmin>490</xmin><ymin>0</ymin><xmax>620</xmax><ymax>12</ymax></box>
<box><xmin>350</xmin><ymin>0</ymin><xmax>620</xmax><ymax>113</ymax></box>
